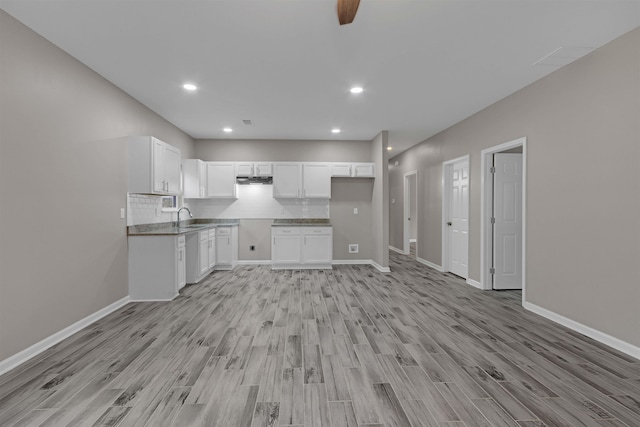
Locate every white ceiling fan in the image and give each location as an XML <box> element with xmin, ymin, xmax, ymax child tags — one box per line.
<box><xmin>337</xmin><ymin>0</ymin><xmax>360</xmax><ymax>25</ymax></box>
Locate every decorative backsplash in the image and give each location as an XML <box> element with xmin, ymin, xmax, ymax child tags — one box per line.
<box><xmin>127</xmin><ymin>194</ymin><xmax>176</xmax><ymax>226</ymax></box>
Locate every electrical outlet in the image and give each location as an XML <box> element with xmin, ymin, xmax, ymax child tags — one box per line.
<box><xmin>353</xmin><ymin>208</ymin><xmax>358</xmax><ymax>215</ymax></box>
<box><xmin>120</xmin><ymin>208</ymin><xmax>125</xmax><ymax>219</ymax></box>
<box><xmin>348</xmin><ymin>244</ymin><xmax>359</xmax><ymax>254</ymax></box>
<box><xmin>250</xmin><ymin>245</ymin><xmax>255</xmax><ymax>251</ymax></box>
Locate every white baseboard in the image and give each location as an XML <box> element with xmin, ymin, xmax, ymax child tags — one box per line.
<box><xmin>524</xmin><ymin>301</ymin><xmax>640</xmax><ymax>361</ymax></box>
<box><xmin>332</xmin><ymin>260</ymin><xmax>372</xmax><ymax>265</ymax></box>
<box><xmin>389</xmin><ymin>245</ymin><xmax>406</xmax><ymax>255</ymax></box>
<box><xmin>237</xmin><ymin>260</ymin><xmax>271</xmax><ymax>265</ymax></box>
<box><xmin>0</xmin><ymin>296</ymin><xmax>131</xmax><ymax>376</ymax></box>
<box><xmin>416</xmin><ymin>257</ymin><xmax>444</xmax><ymax>272</ymax></box>
<box><xmin>466</xmin><ymin>278</ymin><xmax>483</xmax><ymax>289</ymax></box>
<box><xmin>371</xmin><ymin>260</ymin><xmax>391</xmax><ymax>273</ymax></box>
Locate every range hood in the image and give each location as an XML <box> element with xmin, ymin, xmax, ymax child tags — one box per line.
<box><xmin>236</xmin><ymin>176</ymin><xmax>273</xmax><ymax>185</ymax></box>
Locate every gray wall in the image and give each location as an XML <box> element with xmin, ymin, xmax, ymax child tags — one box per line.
<box><xmin>371</xmin><ymin>132</ymin><xmax>390</xmax><ymax>269</ymax></box>
<box><xmin>0</xmin><ymin>11</ymin><xmax>195</xmax><ymax>362</ymax></box>
<box><xmin>195</xmin><ymin>139</ymin><xmax>372</xmax><ymax>162</ymax></box>
<box><xmin>388</xmin><ymin>28</ymin><xmax>640</xmax><ymax>346</ymax></box>
<box><xmin>195</xmin><ymin>139</ymin><xmax>376</xmax><ymax>260</ymax></box>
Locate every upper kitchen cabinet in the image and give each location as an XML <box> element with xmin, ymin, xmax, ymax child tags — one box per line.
<box><xmin>330</xmin><ymin>162</ymin><xmax>375</xmax><ymax>178</ymax></box>
<box><xmin>182</xmin><ymin>159</ymin><xmax>207</xmax><ymax>199</ymax></box>
<box><xmin>235</xmin><ymin>162</ymin><xmax>272</xmax><ymax>177</ymax></box>
<box><xmin>128</xmin><ymin>136</ymin><xmax>181</xmax><ymax>195</ymax></box>
<box><xmin>302</xmin><ymin>163</ymin><xmax>331</xmax><ymax>198</ymax></box>
<box><xmin>273</xmin><ymin>163</ymin><xmax>302</xmax><ymax>198</ymax></box>
<box><xmin>273</xmin><ymin>162</ymin><xmax>331</xmax><ymax>199</ymax></box>
<box><xmin>206</xmin><ymin>162</ymin><xmax>237</xmax><ymax>198</ymax></box>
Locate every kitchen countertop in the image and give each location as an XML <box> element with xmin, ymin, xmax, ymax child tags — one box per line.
<box><xmin>128</xmin><ymin>219</ymin><xmax>239</xmax><ymax>236</ymax></box>
<box><xmin>272</xmin><ymin>219</ymin><xmax>332</xmax><ymax>227</ymax></box>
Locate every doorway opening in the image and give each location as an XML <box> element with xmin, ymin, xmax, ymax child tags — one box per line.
<box><xmin>481</xmin><ymin>137</ymin><xmax>527</xmax><ymax>303</ymax></box>
<box><xmin>404</xmin><ymin>171</ymin><xmax>418</xmax><ymax>258</ymax></box>
<box><xmin>442</xmin><ymin>155</ymin><xmax>469</xmax><ymax>279</ymax></box>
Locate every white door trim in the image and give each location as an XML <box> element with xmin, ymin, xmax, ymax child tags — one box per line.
<box><xmin>403</xmin><ymin>171</ymin><xmax>417</xmax><ymax>255</ymax></box>
<box><xmin>480</xmin><ymin>137</ymin><xmax>527</xmax><ymax>303</ymax></box>
<box><xmin>442</xmin><ymin>155</ymin><xmax>469</xmax><ymax>276</ymax></box>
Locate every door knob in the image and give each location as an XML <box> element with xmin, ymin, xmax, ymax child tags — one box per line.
<box><xmin>447</xmin><ymin>222</ymin><xmax>452</xmax><ymax>226</ymax></box>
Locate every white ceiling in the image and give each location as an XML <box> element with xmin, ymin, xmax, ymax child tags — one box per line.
<box><xmin>2</xmin><ymin>0</ymin><xmax>639</xmax><ymax>155</ymax></box>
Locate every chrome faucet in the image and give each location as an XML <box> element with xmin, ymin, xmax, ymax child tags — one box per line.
<box><xmin>176</xmin><ymin>207</ymin><xmax>193</xmax><ymax>227</ymax></box>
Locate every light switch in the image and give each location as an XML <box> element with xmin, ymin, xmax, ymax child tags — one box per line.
<box><xmin>391</xmin><ymin>198</ymin><xmax>395</xmax><ymax>204</ymax></box>
<box><xmin>120</xmin><ymin>208</ymin><xmax>125</xmax><ymax>219</ymax></box>
<box><xmin>353</xmin><ymin>208</ymin><xmax>358</xmax><ymax>215</ymax></box>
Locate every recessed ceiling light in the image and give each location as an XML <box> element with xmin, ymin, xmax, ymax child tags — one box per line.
<box><xmin>183</xmin><ymin>83</ymin><xmax>197</xmax><ymax>91</ymax></box>
<box><xmin>387</xmin><ymin>146</ymin><xmax>393</xmax><ymax>151</ymax></box>
<box><xmin>331</xmin><ymin>128</ymin><xmax>341</xmax><ymax>134</ymax></box>
<box><xmin>223</xmin><ymin>127</ymin><xmax>233</xmax><ymax>133</ymax></box>
<box><xmin>350</xmin><ymin>86</ymin><xmax>363</xmax><ymax>94</ymax></box>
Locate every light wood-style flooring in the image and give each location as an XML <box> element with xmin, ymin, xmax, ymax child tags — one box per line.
<box><xmin>1</xmin><ymin>250</ymin><xmax>639</xmax><ymax>426</ymax></box>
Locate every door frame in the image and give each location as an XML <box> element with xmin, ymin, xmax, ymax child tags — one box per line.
<box><xmin>403</xmin><ymin>171</ymin><xmax>418</xmax><ymax>255</ymax></box>
<box><xmin>480</xmin><ymin>137</ymin><xmax>527</xmax><ymax>302</ymax></box>
<box><xmin>442</xmin><ymin>155</ymin><xmax>469</xmax><ymax>276</ymax></box>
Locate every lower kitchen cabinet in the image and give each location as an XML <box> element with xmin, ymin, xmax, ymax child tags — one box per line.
<box><xmin>271</xmin><ymin>226</ymin><xmax>332</xmax><ymax>269</ymax></box>
<box><xmin>128</xmin><ymin>234</ymin><xmax>185</xmax><ymax>301</ymax></box>
<box><xmin>186</xmin><ymin>228</ymin><xmax>216</xmax><ymax>284</ymax></box>
<box><xmin>216</xmin><ymin>226</ymin><xmax>238</xmax><ymax>270</ymax></box>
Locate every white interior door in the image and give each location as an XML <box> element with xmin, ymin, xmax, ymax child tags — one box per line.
<box><xmin>448</xmin><ymin>159</ymin><xmax>469</xmax><ymax>278</ymax></box>
<box><xmin>493</xmin><ymin>153</ymin><xmax>523</xmax><ymax>290</ymax></box>
<box><xmin>403</xmin><ymin>172</ymin><xmax>417</xmax><ymax>254</ymax></box>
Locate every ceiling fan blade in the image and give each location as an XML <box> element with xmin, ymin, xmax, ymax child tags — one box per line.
<box><xmin>337</xmin><ymin>0</ymin><xmax>360</xmax><ymax>25</ymax></box>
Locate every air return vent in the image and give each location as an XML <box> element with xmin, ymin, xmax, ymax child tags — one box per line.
<box><xmin>242</xmin><ymin>119</ymin><xmax>253</xmax><ymax>125</ymax></box>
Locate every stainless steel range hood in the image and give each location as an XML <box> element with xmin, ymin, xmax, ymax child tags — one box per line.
<box><xmin>236</xmin><ymin>176</ymin><xmax>273</xmax><ymax>185</ymax></box>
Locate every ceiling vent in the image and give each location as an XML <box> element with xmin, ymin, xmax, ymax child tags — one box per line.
<box><xmin>242</xmin><ymin>119</ymin><xmax>253</xmax><ymax>125</ymax></box>
<box><xmin>534</xmin><ymin>46</ymin><xmax>595</xmax><ymax>67</ymax></box>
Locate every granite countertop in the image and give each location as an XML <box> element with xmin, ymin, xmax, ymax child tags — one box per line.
<box><xmin>272</xmin><ymin>219</ymin><xmax>332</xmax><ymax>227</ymax></box>
<box><xmin>128</xmin><ymin>219</ymin><xmax>239</xmax><ymax>236</ymax></box>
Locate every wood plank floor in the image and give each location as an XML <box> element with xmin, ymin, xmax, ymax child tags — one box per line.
<box><xmin>1</xmin><ymin>250</ymin><xmax>639</xmax><ymax>426</ymax></box>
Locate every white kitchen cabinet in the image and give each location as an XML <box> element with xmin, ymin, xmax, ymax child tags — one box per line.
<box><xmin>128</xmin><ymin>136</ymin><xmax>181</xmax><ymax>195</ymax></box>
<box><xmin>273</xmin><ymin>163</ymin><xmax>302</xmax><ymax>198</ymax></box>
<box><xmin>216</xmin><ymin>226</ymin><xmax>238</xmax><ymax>270</ymax></box>
<box><xmin>352</xmin><ymin>163</ymin><xmax>375</xmax><ymax>177</ymax></box>
<box><xmin>271</xmin><ymin>228</ymin><xmax>302</xmax><ymax>267</ymax></box>
<box><xmin>186</xmin><ymin>228</ymin><xmax>216</xmax><ymax>284</ymax></box>
<box><xmin>182</xmin><ymin>159</ymin><xmax>207</xmax><ymax>198</ymax></box>
<box><xmin>271</xmin><ymin>226</ymin><xmax>332</xmax><ymax>269</ymax></box>
<box><xmin>128</xmin><ymin>234</ymin><xmax>185</xmax><ymax>301</ymax></box>
<box><xmin>273</xmin><ymin>163</ymin><xmax>330</xmax><ymax>199</ymax></box>
<box><xmin>235</xmin><ymin>162</ymin><xmax>272</xmax><ymax>177</ymax></box>
<box><xmin>206</xmin><ymin>162</ymin><xmax>237</xmax><ymax>198</ymax></box>
<box><xmin>208</xmin><ymin>229</ymin><xmax>216</xmax><ymax>269</ymax></box>
<box><xmin>302</xmin><ymin>163</ymin><xmax>331</xmax><ymax>198</ymax></box>
<box><xmin>177</xmin><ymin>242</ymin><xmax>186</xmax><ymax>290</ymax></box>
<box><xmin>330</xmin><ymin>162</ymin><xmax>375</xmax><ymax>178</ymax></box>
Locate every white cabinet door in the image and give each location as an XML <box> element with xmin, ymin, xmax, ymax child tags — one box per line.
<box><xmin>273</xmin><ymin>163</ymin><xmax>301</xmax><ymax>198</ymax></box>
<box><xmin>208</xmin><ymin>231</ymin><xmax>216</xmax><ymax>269</ymax></box>
<box><xmin>302</xmin><ymin>228</ymin><xmax>333</xmax><ymax>265</ymax></box>
<box><xmin>152</xmin><ymin>138</ymin><xmax>165</xmax><ymax>193</ymax></box>
<box><xmin>235</xmin><ymin>163</ymin><xmax>254</xmax><ymax>176</ymax></box>
<box><xmin>206</xmin><ymin>162</ymin><xmax>236</xmax><ymax>198</ymax></box>
<box><xmin>216</xmin><ymin>235</ymin><xmax>231</xmax><ymax>265</ymax></box>
<box><xmin>182</xmin><ymin>159</ymin><xmax>206</xmax><ymax>198</ymax></box>
<box><xmin>199</xmin><ymin>232</ymin><xmax>209</xmax><ymax>276</ymax></box>
<box><xmin>302</xmin><ymin>163</ymin><xmax>331</xmax><ymax>198</ymax></box>
<box><xmin>177</xmin><ymin>246</ymin><xmax>186</xmax><ymax>290</ymax></box>
<box><xmin>163</xmin><ymin>144</ymin><xmax>181</xmax><ymax>195</ymax></box>
<box><xmin>331</xmin><ymin>163</ymin><xmax>352</xmax><ymax>177</ymax></box>
<box><xmin>352</xmin><ymin>163</ymin><xmax>375</xmax><ymax>177</ymax></box>
<box><xmin>254</xmin><ymin>163</ymin><xmax>272</xmax><ymax>176</ymax></box>
<box><xmin>272</xmin><ymin>235</ymin><xmax>303</xmax><ymax>265</ymax></box>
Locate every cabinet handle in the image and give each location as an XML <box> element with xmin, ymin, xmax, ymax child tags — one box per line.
<box><xmin>304</xmin><ymin>236</ymin><xmax>307</xmax><ymax>245</ymax></box>
<box><xmin>178</xmin><ymin>251</ymin><xmax>182</xmax><ymax>261</ymax></box>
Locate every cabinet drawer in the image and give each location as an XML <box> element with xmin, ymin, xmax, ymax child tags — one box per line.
<box><xmin>208</xmin><ymin>229</ymin><xmax>216</xmax><ymax>238</ymax></box>
<box><xmin>177</xmin><ymin>235</ymin><xmax>186</xmax><ymax>248</ymax></box>
<box><xmin>302</xmin><ymin>227</ymin><xmax>332</xmax><ymax>236</ymax></box>
<box><xmin>216</xmin><ymin>227</ymin><xmax>231</xmax><ymax>236</ymax></box>
<box><xmin>199</xmin><ymin>230</ymin><xmax>209</xmax><ymax>241</ymax></box>
<box><xmin>272</xmin><ymin>227</ymin><xmax>301</xmax><ymax>236</ymax></box>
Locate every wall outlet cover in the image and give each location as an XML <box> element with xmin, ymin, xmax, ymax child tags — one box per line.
<box><xmin>348</xmin><ymin>244</ymin><xmax>359</xmax><ymax>254</ymax></box>
<box><xmin>250</xmin><ymin>245</ymin><xmax>255</xmax><ymax>251</ymax></box>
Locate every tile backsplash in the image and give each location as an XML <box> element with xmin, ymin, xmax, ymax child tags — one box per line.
<box><xmin>127</xmin><ymin>194</ymin><xmax>175</xmax><ymax>226</ymax></box>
